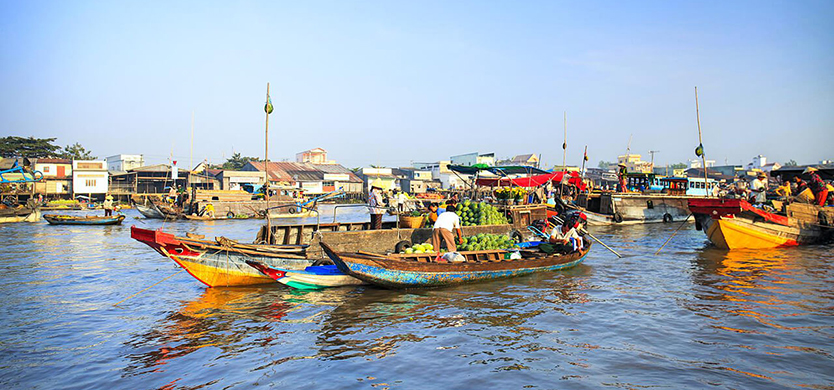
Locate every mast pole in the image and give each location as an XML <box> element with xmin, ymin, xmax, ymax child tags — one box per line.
<box><xmin>561</xmin><ymin>111</ymin><xmax>567</xmax><ymax>197</ymax></box>
<box><xmin>695</xmin><ymin>86</ymin><xmax>709</xmax><ymax>197</ymax></box>
<box><xmin>265</xmin><ymin>83</ymin><xmax>272</xmax><ymax>242</ymax></box>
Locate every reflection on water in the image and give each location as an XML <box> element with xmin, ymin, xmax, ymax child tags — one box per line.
<box><xmin>0</xmin><ymin>213</ymin><xmax>832</xmax><ymax>389</ymax></box>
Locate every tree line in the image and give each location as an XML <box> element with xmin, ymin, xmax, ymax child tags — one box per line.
<box><xmin>0</xmin><ymin>136</ymin><xmax>96</xmax><ymax>160</ymax></box>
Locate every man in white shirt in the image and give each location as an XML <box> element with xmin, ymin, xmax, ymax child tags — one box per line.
<box><xmin>751</xmin><ymin>173</ymin><xmax>767</xmax><ymax>204</ymax></box>
<box><xmin>432</xmin><ymin>204</ymin><xmax>462</xmax><ymax>256</ymax></box>
<box><xmin>368</xmin><ymin>186</ymin><xmax>385</xmax><ymax>229</ymax></box>
<box><xmin>549</xmin><ymin>223</ymin><xmax>583</xmax><ymax>253</ymax></box>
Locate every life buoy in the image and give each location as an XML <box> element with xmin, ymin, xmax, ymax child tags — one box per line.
<box><xmin>227</xmin><ymin>211</ymin><xmax>235</xmax><ymax>218</ymax></box>
<box><xmin>663</xmin><ymin>213</ymin><xmax>673</xmax><ymax>223</ymax></box>
<box><xmin>613</xmin><ymin>213</ymin><xmax>623</xmax><ymax>223</ymax></box>
<box><xmin>394</xmin><ymin>240</ymin><xmax>412</xmax><ymax>253</ymax></box>
<box><xmin>287</xmin><ymin>206</ymin><xmax>297</xmax><ymax>214</ymax></box>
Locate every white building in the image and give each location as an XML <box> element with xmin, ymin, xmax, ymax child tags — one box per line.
<box><xmin>688</xmin><ymin>159</ymin><xmax>716</xmax><ymax>169</ymax></box>
<box><xmin>73</xmin><ymin>160</ymin><xmax>109</xmax><ymax>196</ymax></box>
<box><xmin>746</xmin><ymin>155</ymin><xmax>767</xmax><ymax>170</ymax></box>
<box><xmin>106</xmin><ymin>154</ymin><xmax>144</xmax><ymax>173</ymax></box>
<box><xmin>450</xmin><ymin>152</ymin><xmax>495</xmax><ymax>167</ymax></box>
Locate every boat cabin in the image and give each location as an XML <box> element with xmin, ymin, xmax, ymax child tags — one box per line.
<box><xmin>685</xmin><ymin>177</ymin><xmax>718</xmax><ymax>196</ymax></box>
<box><xmin>659</xmin><ymin>177</ymin><xmax>688</xmax><ymax>196</ymax></box>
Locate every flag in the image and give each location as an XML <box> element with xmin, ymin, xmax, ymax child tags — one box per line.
<box><xmin>583</xmin><ymin>150</ymin><xmax>588</xmax><ymax>161</ymax></box>
<box><xmin>695</xmin><ymin>143</ymin><xmax>704</xmax><ymax>157</ymax></box>
<box><xmin>264</xmin><ymin>95</ymin><xmax>274</xmax><ymax>114</ymax></box>
<box><xmin>562</xmin><ymin>142</ymin><xmax>567</xmax><ymax>150</ymax></box>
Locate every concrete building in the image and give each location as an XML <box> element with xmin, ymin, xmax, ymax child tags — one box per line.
<box><xmin>615</xmin><ymin>154</ymin><xmax>654</xmax><ymax>173</ymax></box>
<box><xmin>72</xmin><ymin>160</ymin><xmax>109</xmax><ymax>197</ymax></box>
<box><xmin>214</xmin><ymin>170</ymin><xmax>265</xmax><ymax>191</ymax></box>
<box><xmin>450</xmin><ymin>152</ymin><xmax>495</xmax><ymax>167</ymax></box>
<box><xmin>106</xmin><ymin>154</ymin><xmax>145</xmax><ymax>173</ymax></box>
<box><xmin>688</xmin><ymin>159</ymin><xmax>716</xmax><ymax>169</ymax></box>
<box><xmin>243</xmin><ymin>161</ymin><xmax>362</xmax><ymax>194</ymax></box>
<box><xmin>497</xmin><ymin>154</ymin><xmax>540</xmax><ymax>168</ymax></box>
<box><xmin>295</xmin><ymin>148</ymin><xmax>334</xmax><ymax>165</ymax></box>
<box><xmin>33</xmin><ymin>158</ymin><xmax>73</xmax><ymax>197</ymax></box>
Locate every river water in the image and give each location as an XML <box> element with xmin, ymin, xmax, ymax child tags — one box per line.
<box><xmin>1</xmin><ymin>208</ymin><xmax>831</xmax><ymax>389</ymax></box>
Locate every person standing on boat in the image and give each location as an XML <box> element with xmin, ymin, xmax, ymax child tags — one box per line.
<box><xmin>368</xmin><ymin>185</ymin><xmax>385</xmax><ymax>229</ymax></box>
<box><xmin>432</xmin><ymin>204</ymin><xmax>462</xmax><ymax>258</ymax></box>
<box><xmin>805</xmin><ymin>167</ymin><xmax>828</xmax><ymax>206</ymax></box>
<box><xmin>751</xmin><ymin>173</ymin><xmax>768</xmax><ymax>204</ymax></box>
<box><xmin>103</xmin><ymin>195</ymin><xmax>114</xmax><ymax>217</ymax></box>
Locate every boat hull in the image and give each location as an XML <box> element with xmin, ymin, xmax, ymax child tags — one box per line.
<box><xmin>0</xmin><ymin>208</ymin><xmax>40</xmax><ymax>223</ymax></box>
<box><xmin>135</xmin><ymin>204</ymin><xmax>164</xmax><ymax>219</ymax></box>
<box><xmin>278</xmin><ymin>270</ymin><xmax>365</xmax><ymax>289</ymax></box>
<box><xmin>689</xmin><ymin>198</ymin><xmax>829</xmax><ymax>250</ymax></box>
<box><xmin>321</xmin><ymin>242</ymin><xmax>590</xmax><ymax>289</ymax></box>
<box><xmin>131</xmin><ymin>226</ymin><xmax>313</xmax><ymax>287</ymax></box>
<box><xmin>43</xmin><ymin>214</ymin><xmax>125</xmax><ymax>225</ymax></box>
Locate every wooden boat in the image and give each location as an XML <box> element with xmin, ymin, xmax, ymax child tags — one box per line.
<box><xmin>135</xmin><ymin>203</ymin><xmax>165</xmax><ymax>219</ymax></box>
<box><xmin>43</xmin><ymin>214</ymin><xmax>125</xmax><ymax>225</ymax></box>
<box><xmin>0</xmin><ymin>205</ymin><xmax>40</xmax><ymax>223</ymax></box>
<box><xmin>550</xmin><ymin>193</ymin><xmax>692</xmax><ymax>225</ymax></box>
<box><xmin>184</xmin><ymin>214</ymin><xmax>258</xmax><ymax>221</ymax></box>
<box><xmin>246</xmin><ymin>261</ymin><xmax>366</xmax><ymax>289</ymax></box>
<box><xmin>320</xmin><ymin>241</ymin><xmax>591</xmax><ymax>289</ymax></box>
<box><xmin>130</xmin><ymin>226</ymin><xmax>315</xmax><ymax>287</ymax></box>
<box><xmin>688</xmin><ymin>198</ymin><xmax>834</xmax><ymax>249</ymax></box>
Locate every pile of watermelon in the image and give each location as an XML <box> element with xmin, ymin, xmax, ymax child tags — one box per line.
<box><xmin>457</xmin><ymin>233</ymin><xmax>516</xmax><ymax>251</ymax></box>
<box><xmin>455</xmin><ymin>200</ymin><xmax>509</xmax><ymax>226</ymax></box>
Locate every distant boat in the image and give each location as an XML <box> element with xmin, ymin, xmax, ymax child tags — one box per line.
<box><xmin>0</xmin><ymin>204</ymin><xmax>40</xmax><ymax>223</ymax></box>
<box><xmin>320</xmin><ymin>241</ymin><xmax>591</xmax><ymax>289</ymax></box>
<box><xmin>43</xmin><ymin>214</ymin><xmax>125</xmax><ymax>225</ymax></box>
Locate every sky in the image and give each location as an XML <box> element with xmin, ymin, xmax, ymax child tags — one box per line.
<box><xmin>2</xmin><ymin>0</ymin><xmax>833</xmax><ymax>169</ymax></box>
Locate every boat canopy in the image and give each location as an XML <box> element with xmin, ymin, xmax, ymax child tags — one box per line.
<box><xmin>771</xmin><ymin>164</ymin><xmax>834</xmax><ymax>181</ymax></box>
<box><xmin>476</xmin><ymin>171</ymin><xmax>586</xmax><ymax>190</ymax></box>
<box><xmin>448</xmin><ymin>164</ymin><xmax>548</xmax><ymax>176</ymax></box>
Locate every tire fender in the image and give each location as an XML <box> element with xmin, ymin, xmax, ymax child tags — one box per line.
<box><xmin>227</xmin><ymin>211</ymin><xmax>235</xmax><ymax>218</ymax></box>
<box><xmin>613</xmin><ymin>212</ymin><xmax>623</xmax><ymax>223</ymax></box>
<box><xmin>394</xmin><ymin>240</ymin><xmax>412</xmax><ymax>253</ymax></box>
<box><xmin>663</xmin><ymin>213</ymin><xmax>673</xmax><ymax>223</ymax></box>
<box><xmin>510</xmin><ymin>230</ymin><xmax>523</xmax><ymax>243</ymax></box>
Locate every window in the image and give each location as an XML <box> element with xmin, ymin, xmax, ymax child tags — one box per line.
<box><xmin>43</xmin><ymin>166</ymin><xmax>50</xmax><ymax>173</ymax></box>
<box><xmin>323</xmin><ymin>181</ymin><xmax>335</xmax><ymax>187</ymax></box>
<box><xmin>85</xmin><ymin>179</ymin><xmax>96</xmax><ymax>187</ymax></box>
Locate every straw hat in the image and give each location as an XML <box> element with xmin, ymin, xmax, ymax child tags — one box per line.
<box><xmin>757</xmin><ymin>172</ymin><xmax>766</xmax><ymax>178</ymax></box>
<box><xmin>105</xmin><ymin>195</ymin><xmax>113</xmax><ymax>200</ymax></box>
<box><xmin>803</xmin><ymin>167</ymin><xmax>818</xmax><ymax>173</ymax></box>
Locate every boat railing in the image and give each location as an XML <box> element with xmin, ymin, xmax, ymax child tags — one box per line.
<box><xmin>331</xmin><ymin>204</ymin><xmax>371</xmax><ymax>224</ymax></box>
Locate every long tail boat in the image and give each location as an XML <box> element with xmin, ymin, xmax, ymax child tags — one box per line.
<box><xmin>320</xmin><ymin>241</ymin><xmax>591</xmax><ymax>289</ymax></box>
<box><xmin>688</xmin><ymin>198</ymin><xmax>834</xmax><ymax>249</ymax></box>
<box><xmin>43</xmin><ymin>214</ymin><xmax>125</xmax><ymax>225</ymax></box>
<box><xmin>246</xmin><ymin>261</ymin><xmax>366</xmax><ymax>289</ymax></box>
<box><xmin>131</xmin><ymin>226</ymin><xmax>314</xmax><ymax>287</ymax></box>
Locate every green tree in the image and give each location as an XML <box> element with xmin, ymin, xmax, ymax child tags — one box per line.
<box><xmin>669</xmin><ymin>162</ymin><xmax>687</xmax><ymax>169</ymax></box>
<box><xmin>0</xmin><ymin>136</ymin><xmax>63</xmax><ymax>158</ymax></box>
<box><xmin>598</xmin><ymin>160</ymin><xmax>612</xmax><ymax>169</ymax></box>
<box><xmin>221</xmin><ymin>153</ymin><xmax>261</xmax><ymax>170</ymax></box>
<box><xmin>60</xmin><ymin>142</ymin><xmax>96</xmax><ymax>160</ymax></box>
<box><xmin>784</xmin><ymin>159</ymin><xmax>798</xmax><ymax>166</ymax></box>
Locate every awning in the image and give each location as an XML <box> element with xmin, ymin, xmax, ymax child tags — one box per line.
<box><xmin>448</xmin><ymin>164</ymin><xmax>548</xmax><ymax>176</ymax></box>
<box><xmin>476</xmin><ymin>171</ymin><xmax>586</xmax><ymax>190</ymax></box>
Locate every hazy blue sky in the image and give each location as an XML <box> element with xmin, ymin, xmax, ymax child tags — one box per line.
<box><xmin>2</xmin><ymin>1</ymin><xmax>832</xmax><ymax>169</ymax></box>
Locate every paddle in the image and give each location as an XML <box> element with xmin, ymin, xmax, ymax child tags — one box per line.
<box><xmin>654</xmin><ymin>214</ymin><xmax>692</xmax><ymax>255</ymax></box>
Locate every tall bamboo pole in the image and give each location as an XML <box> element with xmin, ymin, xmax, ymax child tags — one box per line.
<box><xmin>695</xmin><ymin>86</ymin><xmax>709</xmax><ymax>197</ymax></box>
<box><xmin>561</xmin><ymin>111</ymin><xmax>567</xmax><ymax>197</ymax></box>
<box><xmin>264</xmin><ymin>83</ymin><xmax>271</xmax><ymax>242</ymax></box>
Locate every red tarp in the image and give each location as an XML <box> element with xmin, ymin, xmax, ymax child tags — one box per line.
<box><xmin>475</xmin><ymin>171</ymin><xmax>586</xmax><ymax>191</ymax></box>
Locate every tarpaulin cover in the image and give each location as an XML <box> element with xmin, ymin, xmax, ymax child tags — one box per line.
<box><xmin>448</xmin><ymin>165</ymin><xmax>548</xmax><ymax>176</ymax></box>
<box><xmin>476</xmin><ymin>171</ymin><xmax>586</xmax><ymax>190</ymax></box>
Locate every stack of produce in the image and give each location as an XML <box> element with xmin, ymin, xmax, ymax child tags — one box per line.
<box><xmin>454</xmin><ymin>200</ymin><xmax>509</xmax><ymax>226</ymax></box>
<box><xmin>457</xmin><ymin>233</ymin><xmax>516</xmax><ymax>252</ymax></box>
<box><xmin>401</xmin><ymin>243</ymin><xmax>434</xmax><ymax>254</ymax></box>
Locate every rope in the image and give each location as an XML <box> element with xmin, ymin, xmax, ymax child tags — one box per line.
<box><xmin>113</xmin><ymin>269</ymin><xmax>184</xmax><ymax>307</ymax></box>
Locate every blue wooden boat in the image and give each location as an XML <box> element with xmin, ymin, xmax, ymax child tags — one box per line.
<box><xmin>43</xmin><ymin>214</ymin><xmax>126</xmax><ymax>225</ymax></box>
<box><xmin>319</xmin><ymin>241</ymin><xmax>591</xmax><ymax>289</ymax></box>
<box><xmin>246</xmin><ymin>261</ymin><xmax>366</xmax><ymax>289</ymax></box>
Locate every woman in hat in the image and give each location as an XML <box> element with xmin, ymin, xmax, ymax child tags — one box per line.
<box><xmin>103</xmin><ymin>194</ymin><xmax>114</xmax><ymax>217</ymax></box>
<box><xmin>805</xmin><ymin>167</ymin><xmax>828</xmax><ymax>206</ymax></box>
